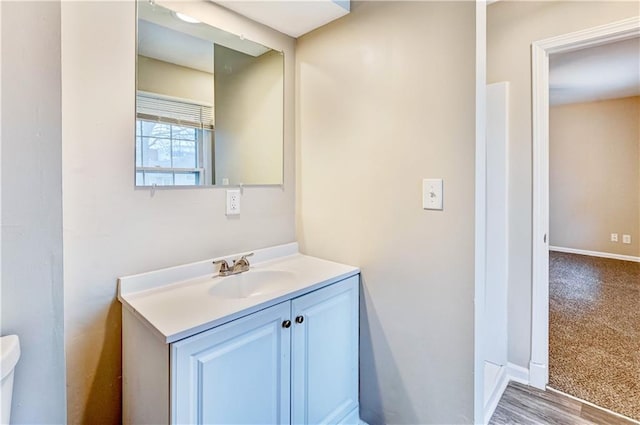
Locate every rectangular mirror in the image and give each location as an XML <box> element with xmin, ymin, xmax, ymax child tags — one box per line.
<box><xmin>136</xmin><ymin>1</ymin><xmax>284</xmax><ymax>187</ymax></box>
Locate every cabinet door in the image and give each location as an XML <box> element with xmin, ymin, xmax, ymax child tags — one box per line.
<box><xmin>171</xmin><ymin>302</ymin><xmax>291</xmax><ymax>425</ymax></box>
<box><xmin>291</xmin><ymin>275</ymin><xmax>359</xmax><ymax>424</ymax></box>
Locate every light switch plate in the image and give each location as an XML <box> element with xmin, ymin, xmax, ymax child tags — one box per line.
<box><xmin>622</xmin><ymin>234</ymin><xmax>631</xmax><ymax>244</ymax></box>
<box><xmin>226</xmin><ymin>189</ymin><xmax>241</xmax><ymax>215</ymax></box>
<box><xmin>423</xmin><ymin>179</ymin><xmax>443</xmax><ymax>210</ymax></box>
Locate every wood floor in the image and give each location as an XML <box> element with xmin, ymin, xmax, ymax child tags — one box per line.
<box><xmin>489</xmin><ymin>382</ymin><xmax>639</xmax><ymax>425</ymax></box>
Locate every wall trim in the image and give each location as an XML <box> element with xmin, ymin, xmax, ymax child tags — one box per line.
<box><xmin>527</xmin><ymin>362</ymin><xmax>547</xmax><ymax>389</ymax></box>
<box><xmin>550</xmin><ymin>246</ymin><xmax>640</xmax><ymax>263</ymax></box>
<box><xmin>484</xmin><ymin>363</ymin><xmax>530</xmax><ymax>424</ymax></box>
<box><xmin>530</xmin><ymin>15</ymin><xmax>640</xmax><ymax>391</ymax></box>
<box><xmin>507</xmin><ymin>362</ymin><xmax>530</xmax><ymax>385</ymax></box>
<box><xmin>474</xmin><ymin>1</ymin><xmax>488</xmax><ymax>424</ymax></box>
<box><xmin>484</xmin><ymin>365</ymin><xmax>508</xmax><ymax>424</ymax></box>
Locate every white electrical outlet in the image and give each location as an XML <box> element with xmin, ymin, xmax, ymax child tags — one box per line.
<box><xmin>423</xmin><ymin>179</ymin><xmax>443</xmax><ymax>210</ymax></box>
<box><xmin>622</xmin><ymin>234</ymin><xmax>631</xmax><ymax>244</ymax></box>
<box><xmin>611</xmin><ymin>233</ymin><xmax>618</xmax><ymax>242</ymax></box>
<box><xmin>226</xmin><ymin>189</ymin><xmax>241</xmax><ymax>215</ymax></box>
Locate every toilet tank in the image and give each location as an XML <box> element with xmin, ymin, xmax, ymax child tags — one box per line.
<box><xmin>1</xmin><ymin>335</ymin><xmax>21</xmax><ymax>424</ymax></box>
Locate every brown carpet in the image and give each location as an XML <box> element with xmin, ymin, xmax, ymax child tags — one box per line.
<box><xmin>549</xmin><ymin>251</ymin><xmax>640</xmax><ymax>421</ymax></box>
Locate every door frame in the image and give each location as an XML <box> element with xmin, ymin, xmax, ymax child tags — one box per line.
<box><xmin>529</xmin><ymin>16</ymin><xmax>640</xmax><ymax>389</ymax></box>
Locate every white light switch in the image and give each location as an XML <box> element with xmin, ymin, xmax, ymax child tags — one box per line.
<box><xmin>423</xmin><ymin>179</ymin><xmax>443</xmax><ymax>210</ymax></box>
<box><xmin>226</xmin><ymin>189</ymin><xmax>241</xmax><ymax>215</ymax></box>
<box><xmin>623</xmin><ymin>234</ymin><xmax>631</xmax><ymax>244</ymax></box>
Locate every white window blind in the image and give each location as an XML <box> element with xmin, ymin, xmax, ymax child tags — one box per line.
<box><xmin>136</xmin><ymin>92</ymin><xmax>214</xmax><ymax>129</ymax></box>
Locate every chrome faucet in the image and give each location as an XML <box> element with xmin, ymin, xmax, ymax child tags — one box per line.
<box><xmin>213</xmin><ymin>253</ymin><xmax>254</xmax><ymax>277</ymax></box>
<box><xmin>231</xmin><ymin>253</ymin><xmax>254</xmax><ymax>274</ymax></box>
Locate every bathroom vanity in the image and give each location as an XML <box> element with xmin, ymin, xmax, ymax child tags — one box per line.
<box><xmin>118</xmin><ymin>243</ymin><xmax>361</xmax><ymax>424</ymax></box>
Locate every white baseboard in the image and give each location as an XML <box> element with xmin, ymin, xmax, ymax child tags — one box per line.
<box><xmin>507</xmin><ymin>362</ymin><xmax>530</xmax><ymax>385</ymax></box>
<box><xmin>484</xmin><ymin>365</ymin><xmax>509</xmax><ymax>424</ymax></box>
<box><xmin>549</xmin><ymin>246</ymin><xmax>640</xmax><ymax>263</ymax></box>
<box><xmin>484</xmin><ymin>363</ymin><xmax>530</xmax><ymax>424</ymax></box>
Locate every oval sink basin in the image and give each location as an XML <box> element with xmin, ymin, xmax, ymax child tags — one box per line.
<box><xmin>208</xmin><ymin>270</ymin><xmax>298</xmax><ymax>299</ymax></box>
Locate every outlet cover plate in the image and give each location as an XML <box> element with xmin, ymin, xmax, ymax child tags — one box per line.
<box><xmin>226</xmin><ymin>189</ymin><xmax>241</xmax><ymax>215</ymax></box>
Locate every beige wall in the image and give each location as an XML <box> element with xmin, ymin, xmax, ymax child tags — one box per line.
<box><xmin>550</xmin><ymin>96</ymin><xmax>640</xmax><ymax>257</ymax></box>
<box><xmin>487</xmin><ymin>1</ymin><xmax>640</xmax><ymax>368</ymax></box>
<box><xmin>1</xmin><ymin>2</ymin><xmax>67</xmax><ymax>423</ymax></box>
<box><xmin>61</xmin><ymin>1</ymin><xmax>294</xmax><ymax>423</ymax></box>
<box><xmin>296</xmin><ymin>2</ymin><xmax>476</xmax><ymax>423</ymax></box>
<box><xmin>215</xmin><ymin>48</ymin><xmax>283</xmax><ymax>185</ymax></box>
<box><xmin>137</xmin><ymin>55</ymin><xmax>214</xmax><ymax>105</ymax></box>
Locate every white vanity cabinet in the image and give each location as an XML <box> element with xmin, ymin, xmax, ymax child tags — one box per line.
<box><xmin>172</xmin><ymin>275</ymin><xmax>359</xmax><ymax>424</ymax></box>
<box><xmin>122</xmin><ymin>270</ymin><xmax>360</xmax><ymax>425</ymax></box>
<box><xmin>291</xmin><ymin>278</ymin><xmax>359</xmax><ymax>424</ymax></box>
<box><xmin>172</xmin><ymin>302</ymin><xmax>292</xmax><ymax>424</ymax></box>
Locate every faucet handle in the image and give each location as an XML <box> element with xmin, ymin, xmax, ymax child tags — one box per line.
<box><xmin>235</xmin><ymin>252</ymin><xmax>254</xmax><ymax>266</ymax></box>
<box><xmin>213</xmin><ymin>259</ymin><xmax>231</xmax><ymax>273</ymax></box>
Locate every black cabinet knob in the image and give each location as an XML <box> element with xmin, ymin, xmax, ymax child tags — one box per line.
<box><xmin>282</xmin><ymin>320</ymin><xmax>291</xmax><ymax>328</ymax></box>
<box><xmin>295</xmin><ymin>316</ymin><xmax>304</xmax><ymax>324</ymax></box>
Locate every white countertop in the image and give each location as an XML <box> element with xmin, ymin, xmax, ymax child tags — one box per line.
<box><xmin>118</xmin><ymin>243</ymin><xmax>359</xmax><ymax>343</ymax></box>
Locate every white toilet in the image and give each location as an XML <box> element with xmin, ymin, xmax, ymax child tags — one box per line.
<box><xmin>1</xmin><ymin>335</ymin><xmax>20</xmax><ymax>424</ymax></box>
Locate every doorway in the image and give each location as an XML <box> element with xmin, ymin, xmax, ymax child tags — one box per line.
<box><xmin>530</xmin><ymin>16</ymin><xmax>640</xmax><ymax>421</ymax></box>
